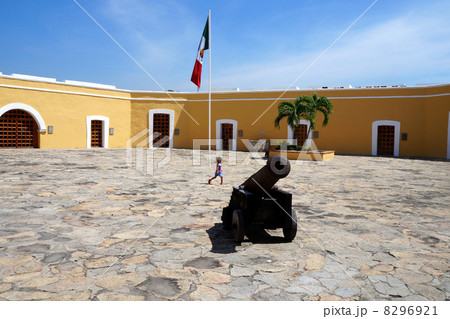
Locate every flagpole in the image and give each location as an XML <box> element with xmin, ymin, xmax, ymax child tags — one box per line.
<box><xmin>208</xmin><ymin>9</ymin><xmax>212</xmax><ymax>166</ymax></box>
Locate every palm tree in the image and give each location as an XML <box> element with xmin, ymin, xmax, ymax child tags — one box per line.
<box><xmin>274</xmin><ymin>93</ymin><xmax>333</xmax><ymax>148</ymax></box>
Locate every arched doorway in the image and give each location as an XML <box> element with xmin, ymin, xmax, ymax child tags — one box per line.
<box><xmin>447</xmin><ymin>112</ymin><xmax>450</xmax><ymax>159</ymax></box>
<box><xmin>152</xmin><ymin>113</ymin><xmax>170</xmax><ymax>148</ymax></box>
<box><xmin>372</xmin><ymin>120</ymin><xmax>400</xmax><ymax>157</ymax></box>
<box><xmin>0</xmin><ymin>109</ymin><xmax>38</xmax><ymax>148</ymax></box>
<box><xmin>216</xmin><ymin>119</ymin><xmax>237</xmax><ymax>151</ymax></box>
<box><xmin>86</xmin><ymin>116</ymin><xmax>110</xmax><ymax>148</ymax></box>
<box><xmin>148</xmin><ymin>109</ymin><xmax>174</xmax><ymax>149</ymax></box>
<box><xmin>287</xmin><ymin>119</ymin><xmax>311</xmax><ymax>148</ymax></box>
<box><xmin>293</xmin><ymin>124</ymin><xmax>308</xmax><ymax>147</ymax></box>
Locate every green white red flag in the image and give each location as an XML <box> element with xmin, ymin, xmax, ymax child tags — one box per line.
<box><xmin>191</xmin><ymin>17</ymin><xmax>209</xmax><ymax>88</ymax></box>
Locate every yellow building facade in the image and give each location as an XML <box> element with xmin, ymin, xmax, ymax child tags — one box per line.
<box><xmin>1</xmin><ymin>73</ymin><xmax>449</xmax><ymax>159</ymax></box>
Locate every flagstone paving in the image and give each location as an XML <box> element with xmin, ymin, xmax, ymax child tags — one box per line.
<box><xmin>0</xmin><ymin>148</ymin><xmax>449</xmax><ymax>301</ymax></box>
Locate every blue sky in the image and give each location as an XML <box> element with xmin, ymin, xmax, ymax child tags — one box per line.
<box><xmin>1</xmin><ymin>0</ymin><xmax>449</xmax><ymax>91</ymax></box>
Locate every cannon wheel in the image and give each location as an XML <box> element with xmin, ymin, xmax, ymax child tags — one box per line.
<box><xmin>283</xmin><ymin>209</ymin><xmax>297</xmax><ymax>242</ymax></box>
<box><xmin>232</xmin><ymin>209</ymin><xmax>245</xmax><ymax>243</ymax></box>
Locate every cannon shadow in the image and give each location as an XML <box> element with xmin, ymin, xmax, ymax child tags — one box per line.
<box><xmin>206</xmin><ymin>223</ymin><xmax>239</xmax><ymax>254</ymax></box>
<box><xmin>206</xmin><ymin>223</ymin><xmax>287</xmax><ymax>254</ymax></box>
<box><xmin>246</xmin><ymin>228</ymin><xmax>287</xmax><ymax>244</ymax></box>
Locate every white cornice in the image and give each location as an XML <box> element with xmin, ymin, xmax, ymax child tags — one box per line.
<box><xmin>1</xmin><ymin>72</ymin><xmax>450</xmax><ymax>93</ymax></box>
<box><xmin>0</xmin><ymin>82</ymin><xmax>449</xmax><ymax>103</ymax></box>
<box><xmin>0</xmin><ymin>83</ymin><xmax>188</xmax><ymax>102</ymax></box>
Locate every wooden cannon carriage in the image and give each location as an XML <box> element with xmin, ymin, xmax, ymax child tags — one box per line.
<box><xmin>221</xmin><ymin>155</ymin><xmax>298</xmax><ymax>243</ymax></box>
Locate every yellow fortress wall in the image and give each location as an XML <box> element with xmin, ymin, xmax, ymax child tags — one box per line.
<box><xmin>0</xmin><ymin>73</ymin><xmax>449</xmax><ymax>159</ymax></box>
<box><xmin>0</xmin><ymin>75</ymin><xmax>131</xmax><ymax>149</ymax></box>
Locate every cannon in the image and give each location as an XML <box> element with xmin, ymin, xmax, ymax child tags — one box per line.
<box><xmin>221</xmin><ymin>155</ymin><xmax>297</xmax><ymax>243</ymax></box>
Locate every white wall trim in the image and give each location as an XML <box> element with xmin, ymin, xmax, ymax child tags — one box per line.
<box><xmin>1</xmin><ymin>83</ymin><xmax>450</xmax><ymax>103</ymax></box>
<box><xmin>2</xmin><ymin>73</ymin><xmax>450</xmax><ymax>93</ymax></box>
<box><xmin>0</xmin><ymin>103</ymin><xmax>46</xmax><ymax>132</ymax></box>
<box><xmin>216</xmin><ymin>119</ymin><xmax>238</xmax><ymax>151</ymax></box>
<box><xmin>148</xmin><ymin>109</ymin><xmax>174</xmax><ymax>149</ymax></box>
<box><xmin>11</xmin><ymin>73</ymin><xmax>57</xmax><ymax>83</ymax></box>
<box><xmin>86</xmin><ymin>116</ymin><xmax>109</xmax><ymax>148</ymax></box>
<box><xmin>64</xmin><ymin>80</ymin><xmax>116</xmax><ymax>90</ymax></box>
<box><xmin>189</xmin><ymin>93</ymin><xmax>450</xmax><ymax>102</ymax></box>
<box><xmin>372</xmin><ymin>120</ymin><xmax>400</xmax><ymax>157</ymax></box>
<box><xmin>447</xmin><ymin>112</ymin><xmax>450</xmax><ymax>160</ymax></box>
<box><xmin>287</xmin><ymin>120</ymin><xmax>312</xmax><ymax>147</ymax></box>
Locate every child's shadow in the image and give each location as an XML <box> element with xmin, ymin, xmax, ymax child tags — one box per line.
<box><xmin>206</xmin><ymin>223</ymin><xmax>286</xmax><ymax>254</ymax></box>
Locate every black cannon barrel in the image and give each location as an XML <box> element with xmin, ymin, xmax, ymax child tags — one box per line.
<box><xmin>240</xmin><ymin>155</ymin><xmax>290</xmax><ymax>193</ymax></box>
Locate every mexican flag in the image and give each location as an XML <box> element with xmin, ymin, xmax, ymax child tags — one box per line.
<box><xmin>191</xmin><ymin>17</ymin><xmax>209</xmax><ymax>88</ymax></box>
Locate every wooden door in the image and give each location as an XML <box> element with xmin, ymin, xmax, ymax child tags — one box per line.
<box><xmin>221</xmin><ymin>123</ymin><xmax>233</xmax><ymax>150</ymax></box>
<box><xmin>293</xmin><ymin>124</ymin><xmax>308</xmax><ymax>147</ymax></box>
<box><xmin>0</xmin><ymin>109</ymin><xmax>38</xmax><ymax>148</ymax></box>
<box><xmin>153</xmin><ymin>113</ymin><xmax>170</xmax><ymax>148</ymax></box>
<box><xmin>377</xmin><ymin>125</ymin><xmax>395</xmax><ymax>156</ymax></box>
<box><xmin>91</xmin><ymin>120</ymin><xmax>103</xmax><ymax>148</ymax></box>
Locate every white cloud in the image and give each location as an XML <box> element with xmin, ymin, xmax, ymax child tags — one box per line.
<box><xmin>93</xmin><ymin>0</ymin><xmax>450</xmax><ymax>91</ymax></box>
<box><xmin>212</xmin><ymin>9</ymin><xmax>450</xmax><ymax>89</ymax></box>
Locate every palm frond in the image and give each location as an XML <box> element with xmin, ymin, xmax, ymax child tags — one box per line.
<box><xmin>316</xmin><ymin>96</ymin><xmax>334</xmax><ymax>127</ymax></box>
<box><xmin>275</xmin><ymin>93</ymin><xmax>334</xmax><ymax>131</ymax></box>
<box><xmin>274</xmin><ymin>101</ymin><xmax>295</xmax><ymax>128</ymax></box>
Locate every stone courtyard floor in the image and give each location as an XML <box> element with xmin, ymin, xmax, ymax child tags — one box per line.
<box><xmin>0</xmin><ymin>148</ymin><xmax>449</xmax><ymax>301</ymax></box>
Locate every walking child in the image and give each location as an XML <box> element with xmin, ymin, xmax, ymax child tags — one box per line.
<box><xmin>208</xmin><ymin>157</ymin><xmax>223</xmax><ymax>185</ymax></box>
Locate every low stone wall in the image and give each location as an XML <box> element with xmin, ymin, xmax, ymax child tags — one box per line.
<box><xmin>269</xmin><ymin>150</ymin><xmax>335</xmax><ymax>161</ymax></box>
